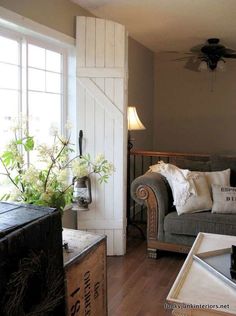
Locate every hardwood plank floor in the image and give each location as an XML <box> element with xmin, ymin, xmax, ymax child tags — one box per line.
<box><xmin>107</xmin><ymin>234</ymin><xmax>186</xmax><ymax>316</ymax></box>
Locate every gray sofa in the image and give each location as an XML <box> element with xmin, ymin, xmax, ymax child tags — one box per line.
<box><xmin>131</xmin><ymin>153</ymin><xmax>236</xmax><ymax>258</ymax></box>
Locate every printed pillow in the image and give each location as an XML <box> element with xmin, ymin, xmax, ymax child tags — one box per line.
<box><xmin>176</xmin><ymin>174</ymin><xmax>212</xmax><ymax>215</ymax></box>
<box><xmin>212</xmin><ymin>185</ymin><xmax>236</xmax><ymax>214</ymax></box>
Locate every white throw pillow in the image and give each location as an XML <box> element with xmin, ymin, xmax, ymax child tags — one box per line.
<box><xmin>212</xmin><ymin>184</ymin><xmax>236</xmax><ymax>214</ymax></box>
<box><xmin>149</xmin><ymin>161</ymin><xmax>197</xmax><ymax>206</ymax></box>
<box><xmin>176</xmin><ymin>174</ymin><xmax>212</xmax><ymax>215</ymax></box>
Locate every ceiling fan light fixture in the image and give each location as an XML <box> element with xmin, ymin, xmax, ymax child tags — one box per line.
<box><xmin>198</xmin><ymin>60</ymin><xmax>208</xmax><ymax>72</ymax></box>
<box><xmin>216</xmin><ymin>59</ymin><xmax>226</xmax><ymax>72</ymax></box>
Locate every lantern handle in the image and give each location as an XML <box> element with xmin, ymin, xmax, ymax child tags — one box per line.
<box><xmin>79</xmin><ymin>130</ymin><xmax>83</xmax><ymax>157</ymax></box>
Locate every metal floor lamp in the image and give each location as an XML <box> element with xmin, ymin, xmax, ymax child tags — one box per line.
<box><xmin>127</xmin><ymin>106</ymin><xmax>146</xmax><ymax>237</ymax></box>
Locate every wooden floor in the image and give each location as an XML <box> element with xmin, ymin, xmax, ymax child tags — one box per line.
<box><xmin>107</xmin><ymin>232</ymin><xmax>186</xmax><ymax>316</ymax></box>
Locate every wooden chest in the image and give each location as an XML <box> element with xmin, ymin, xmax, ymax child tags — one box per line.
<box><xmin>63</xmin><ymin>228</ymin><xmax>107</xmax><ymax>316</ymax></box>
<box><xmin>0</xmin><ymin>202</ymin><xmax>65</xmax><ymax>316</ymax></box>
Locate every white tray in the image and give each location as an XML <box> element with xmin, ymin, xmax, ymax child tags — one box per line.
<box><xmin>193</xmin><ymin>248</ymin><xmax>236</xmax><ymax>290</ymax></box>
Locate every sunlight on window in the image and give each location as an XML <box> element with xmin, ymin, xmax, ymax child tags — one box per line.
<box><xmin>0</xmin><ymin>34</ymin><xmax>64</xmax><ymax>197</ymax></box>
<box><xmin>28</xmin><ymin>68</ymin><xmax>45</xmax><ymax>91</ymax></box>
<box><xmin>28</xmin><ymin>92</ymin><xmax>61</xmax><ymax>143</ymax></box>
<box><xmin>46</xmin><ymin>50</ymin><xmax>61</xmax><ymax>73</ymax></box>
<box><xmin>0</xmin><ymin>36</ymin><xmax>19</xmax><ymax>65</ymax></box>
<box><xmin>0</xmin><ymin>35</ymin><xmax>20</xmax><ymax>196</ymax></box>
<box><xmin>28</xmin><ymin>44</ymin><xmax>45</xmax><ymax>69</ymax></box>
<box><xmin>0</xmin><ymin>36</ymin><xmax>19</xmax><ymax>155</ymax></box>
<box><xmin>27</xmin><ymin>43</ymin><xmax>63</xmax><ymax>146</ymax></box>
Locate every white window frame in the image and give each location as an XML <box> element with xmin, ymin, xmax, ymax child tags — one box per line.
<box><xmin>0</xmin><ymin>5</ymin><xmax>76</xmax><ymax>138</ymax></box>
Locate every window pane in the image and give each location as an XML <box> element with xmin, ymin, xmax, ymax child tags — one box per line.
<box><xmin>28</xmin><ymin>68</ymin><xmax>45</xmax><ymax>91</ymax></box>
<box><xmin>28</xmin><ymin>91</ymin><xmax>61</xmax><ymax>144</ymax></box>
<box><xmin>0</xmin><ymin>35</ymin><xmax>19</xmax><ymax>65</ymax></box>
<box><xmin>46</xmin><ymin>50</ymin><xmax>62</xmax><ymax>73</ymax></box>
<box><xmin>0</xmin><ymin>63</ymin><xmax>19</xmax><ymax>89</ymax></box>
<box><xmin>46</xmin><ymin>72</ymin><xmax>61</xmax><ymax>93</ymax></box>
<box><xmin>28</xmin><ymin>44</ymin><xmax>45</xmax><ymax>69</ymax></box>
<box><xmin>0</xmin><ymin>90</ymin><xmax>19</xmax><ymax>151</ymax></box>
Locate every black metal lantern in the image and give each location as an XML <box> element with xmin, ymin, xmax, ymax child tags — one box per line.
<box><xmin>72</xmin><ymin>176</ymin><xmax>92</xmax><ymax>210</ymax></box>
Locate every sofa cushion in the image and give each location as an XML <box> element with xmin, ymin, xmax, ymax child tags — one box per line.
<box><xmin>211</xmin><ymin>155</ymin><xmax>236</xmax><ymax>186</ymax></box>
<box><xmin>164</xmin><ymin>211</ymin><xmax>236</xmax><ymax>237</ymax></box>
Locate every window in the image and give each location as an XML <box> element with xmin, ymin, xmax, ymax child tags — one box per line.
<box><xmin>0</xmin><ymin>26</ymin><xmax>72</xmax><ymax>196</ymax></box>
<box><xmin>0</xmin><ymin>33</ymin><xmax>20</xmax><ymax>151</ymax></box>
<box><xmin>0</xmin><ymin>28</ymin><xmax>66</xmax><ymax>154</ymax></box>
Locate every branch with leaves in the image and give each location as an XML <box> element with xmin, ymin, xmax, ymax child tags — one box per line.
<box><xmin>0</xmin><ymin>123</ymin><xmax>114</xmax><ymax>212</ymax></box>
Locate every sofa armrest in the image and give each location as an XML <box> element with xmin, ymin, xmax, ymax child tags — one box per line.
<box><xmin>131</xmin><ymin>172</ymin><xmax>172</xmax><ymax>241</ymax></box>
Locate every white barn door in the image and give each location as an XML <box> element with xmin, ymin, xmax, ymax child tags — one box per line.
<box><xmin>76</xmin><ymin>17</ymin><xmax>128</xmax><ymax>255</ymax></box>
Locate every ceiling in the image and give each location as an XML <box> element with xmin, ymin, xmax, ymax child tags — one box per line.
<box><xmin>71</xmin><ymin>0</ymin><xmax>236</xmax><ymax>54</ymax></box>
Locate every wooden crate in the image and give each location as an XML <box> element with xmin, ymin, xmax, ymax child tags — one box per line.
<box><xmin>0</xmin><ymin>202</ymin><xmax>65</xmax><ymax>316</ymax></box>
<box><xmin>63</xmin><ymin>228</ymin><xmax>107</xmax><ymax>316</ymax></box>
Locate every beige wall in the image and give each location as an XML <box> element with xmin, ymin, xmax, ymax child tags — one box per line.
<box><xmin>154</xmin><ymin>55</ymin><xmax>236</xmax><ymax>154</ymax></box>
<box><xmin>0</xmin><ymin>0</ymin><xmax>93</xmax><ymax>37</ymax></box>
<box><xmin>128</xmin><ymin>38</ymin><xmax>154</xmax><ymax>151</ymax></box>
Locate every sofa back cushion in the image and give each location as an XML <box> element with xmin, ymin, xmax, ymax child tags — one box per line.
<box><xmin>211</xmin><ymin>155</ymin><xmax>236</xmax><ymax>186</ymax></box>
<box><xmin>169</xmin><ymin>157</ymin><xmax>211</xmax><ymax>172</ymax></box>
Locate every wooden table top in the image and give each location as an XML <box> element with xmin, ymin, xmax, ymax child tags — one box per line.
<box><xmin>63</xmin><ymin>228</ymin><xmax>105</xmax><ymax>267</ymax></box>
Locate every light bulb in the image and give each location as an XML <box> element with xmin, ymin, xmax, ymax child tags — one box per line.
<box><xmin>198</xmin><ymin>61</ymin><xmax>208</xmax><ymax>72</ymax></box>
<box><xmin>217</xmin><ymin>60</ymin><xmax>226</xmax><ymax>72</ymax></box>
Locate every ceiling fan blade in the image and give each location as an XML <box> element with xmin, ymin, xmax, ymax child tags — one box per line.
<box><xmin>222</xmin><ymin>53</ymin><xmax>236</xmax><ymax>58</ymax></box>
<box><xmin>184</xmin><ymin>57</ymin><xmax>201</xmax><ymax>72</ymax></box>
<box><xmin>157</xmin><ymin>50</ymin><xmax>180</xmax><ymax>54</ymax></box>
<box><xmin>172</xmin><ymin>57</ymin><xmax>190</xmax><ymax>61</ymax></box>
<box><xmin>189</xmin><ymin>44</ymin><xmax>203</xmax><ymax>53</ymax></box>
<box><xmin>224</xmin><ymin>48</ymin><xmax>236</xmax><ymax>54</ymax></box>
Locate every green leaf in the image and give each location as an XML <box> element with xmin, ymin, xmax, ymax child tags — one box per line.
<box><xmin>23</xmin><ymin>137</ymin><xmax>34</xmax><ymax>151</ymax></box>
<box><xmin>1</xmin><ymin>151</ymin><xmax>15</xmax><ymax>166</ymax></box>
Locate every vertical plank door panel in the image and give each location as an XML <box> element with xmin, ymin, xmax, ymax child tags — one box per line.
<box><xmin>76</xmin><ymin>17</ymin><xmax>127</xmax><ymax>255</ymax></box>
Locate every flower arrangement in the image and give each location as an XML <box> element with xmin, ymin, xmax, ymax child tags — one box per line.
<box><xmin>0</xmin><ymin>122</ymin><xmax>114</xmax><ymax>211</ymax></box>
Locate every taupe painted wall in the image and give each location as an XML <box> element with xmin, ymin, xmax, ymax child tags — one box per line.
<box><xmin>0</xmin><ymin>0</ymin><xmax>93</xmax><ymax>37</ymax></box>
<box><xmin>154</xmin><ymin>55</ymin><xmax>236</xmax><ymax>154</ymax></box>
<box><xmin>128</xmin><ymin>38</ymin><xmax>154</xmax><ymax>151</ymax></box>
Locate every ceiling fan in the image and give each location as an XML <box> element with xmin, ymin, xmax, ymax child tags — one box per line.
<box><xmin>176</xmin><ymin>38</ymin><xmax>236</xmax><ymax>72</ymax></box>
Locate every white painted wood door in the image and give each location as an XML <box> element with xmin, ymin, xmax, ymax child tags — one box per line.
<box><xmin>75</xmin><ymin>17</ymin><xmax>128</xmax><ymax>255</ymax></box>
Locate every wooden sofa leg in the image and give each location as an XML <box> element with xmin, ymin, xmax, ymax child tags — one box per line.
<box><xmin>147</xmin><ymin>248</ymin><xmax>159</xmax><ymax>259</ymax></box>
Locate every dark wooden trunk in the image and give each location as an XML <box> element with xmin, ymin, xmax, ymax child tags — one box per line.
<box><xmin>0</xmin><ymin>202</ymin><xmax>65</xmax><ymax>316</ymax></box>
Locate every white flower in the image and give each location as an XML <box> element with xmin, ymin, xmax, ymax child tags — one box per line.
<box><xmin>22</xmin><ymin>166</ymin><xmax>39</xmax><ymax>183</ymax></box>
<box><xmin>72</xmin><ymin>159</ymin><xmax>89</xmax><ymax>178</ymax></box>
<box><xmin>49</xmin><ymin>123</ymin><xmax>59</xmax><ymax>137</ymax></box>
<box><xmin>65</xmin><ymin>120</ymin><xmax>73</xmax><ymax>131</ymax></box>
<box><xmin>10</xmin><ymin>186</ymin><xmax>22</xmax><ymax>200</ymax></box>
<box><xmin>106</xmin><ymin>162</ymin><xmax>115</xmax><ymax>175</ymax></box>
<box><xmin>37</xmin><ymin>144</ymin><xmax>54</xmax><ymax>162</ymax></box>
<box><xmin>40</xmin><ymin>191</ymin><xmax>52</xmax><ymax>202</ymax></box>
<box><xmin>57</xmin><ymin>169</ymin><xmax>68</xmax><ymax>186</ymax></box>
<box><xmin>95</xmin><ymin>153</ymin><xmax>105</xmax><ymax>164</ymax></box>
